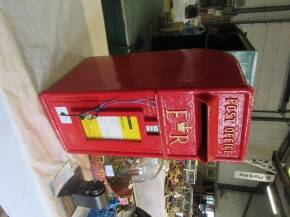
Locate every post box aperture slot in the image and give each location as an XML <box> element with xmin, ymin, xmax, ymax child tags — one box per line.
<box><xmin>198</xmin><ymin>102</ymin><xmax>208</xmax><ymax>162</ymax></box>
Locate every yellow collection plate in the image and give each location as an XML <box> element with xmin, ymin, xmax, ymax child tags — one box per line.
<box><xmin>81</xmin><ymin>116</ymin><xmax>141</xmax><ymax>140</ymax></box>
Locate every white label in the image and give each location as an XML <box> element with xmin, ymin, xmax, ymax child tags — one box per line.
<box><xmin>215</xmin><ymin>10</ymin><xmax>222</xmax><ymax>16</ymax></box>
<box><xmin>234</xmin><ymin>171</ymin><xmax>275</xmax><ymax>182</ymax></box>
<box><xmin>55</xmin><ymin>107</ymin><xmax>72</xmax><ymax>124</ymax></box>
<box><xmin>104</xmin><ymin>165</ymin><xmax>115</xmax><ymax>177</ymax></box>
<box><xmin>97</xmin><ymin>117</ymin><xmax>123</xmax><ymax>139</ymax></box>
<box><xmin>146</xmin><ymin>125</ymin><xmax>159</xmax><ymax>133</ymax></box>
<box><xmin>208</xmin><ymin>8</ymin><xmax>215</xmax><ymax>15</ymax></box>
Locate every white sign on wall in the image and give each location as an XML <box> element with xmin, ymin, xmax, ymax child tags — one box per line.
<box><xmin>234</xmin><ymin>170</ymin><xmax>275</xmax><ymax>182</ymax></box>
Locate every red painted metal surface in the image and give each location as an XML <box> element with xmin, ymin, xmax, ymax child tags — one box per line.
<box><xmin>40</xmin><ymin>49</ymin><xmax>253</xmax><ymax>162</ymax></box>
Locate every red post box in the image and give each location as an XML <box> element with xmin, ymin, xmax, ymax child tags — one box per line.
<box><xmin>40</xmin><ymin>49</ymin><xmax>253</xmax><ymax>162</ymax></box>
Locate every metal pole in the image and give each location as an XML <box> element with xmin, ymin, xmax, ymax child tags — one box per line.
<box><xmin>242</xmin><ymin>193</ymin><xmax>254</xmax><ymax>217</ymax></box>
<box><xmin>252</xmin><ymin>116</ymin><xmax>290</xmax><ymax>122</ymax></box>
<box><xmin>272</xmin><ymin>151</ymin><xmax>290</xmax><ymax>205</ymax></box>
<box><xmin>236</xmin><ymin>5</ymin><xmax>290</xmax><ymax>14</ymax></box>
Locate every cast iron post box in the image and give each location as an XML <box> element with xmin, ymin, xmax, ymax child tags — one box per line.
<box><xmin>40</xmin><ymin>49</ymin><xmax>253</xmax><ymax>162</ymax></box>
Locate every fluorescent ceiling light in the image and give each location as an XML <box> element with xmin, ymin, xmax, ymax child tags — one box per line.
<box><xmin>267</xmin><ymin>185</ymin><xmax>278</xmax><ymax>215</ymax></box>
